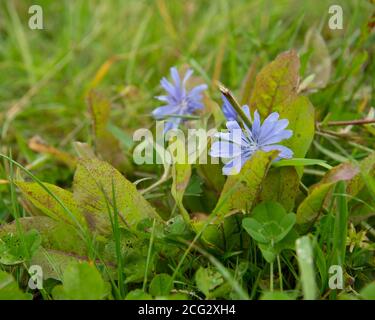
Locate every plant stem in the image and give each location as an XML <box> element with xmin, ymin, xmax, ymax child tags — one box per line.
<box><xmin>277</xmin><ymin>254</ymin><xmax>283</xmax><ymax>292</ymax></box>
<box><xmin>140</xmin><ymin>163</ymin><xmax>171</xmax><ymax>195</ymax></box>
<box><xmin>270</xmin><ymin>262</ymin><xmax>274</xmax><ymax>292</ymax></box>
<box><xmin>143</xmin><ymin>219</ymin><xmax>156</xmax><ymax>292</ymax></box>
<box><xmin>218</xmin><ymin>83</ymin><xmax>253</xmax><ymax>129</ymax></box>
<box><xmin>320</xmin><ymin>118</ymin><xmax>375</xmax><ymax>126</ymax></box>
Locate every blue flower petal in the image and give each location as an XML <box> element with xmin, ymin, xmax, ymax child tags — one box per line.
<box><xmin>260</xmin><ymin>129</ymin><xmax>293</xmax><ymax>145</ymax></box>
<box><xmin>261</xmin><ymin>144</ymin><xmax>293</xmax><ymax>159</ymax></box>
<box><xmin>226</xmin><ymin>120</ymin><xmax>242</xmax><ymax>131</ymax></box>
<box><xmin>183</xmin><ymin>69</ymin><xmax>193</xmax><ymax>85</ymax></box>
<box><xmin>210</xmin><ymin>141</ymin><xmax>242</xmax><ymax>158</ymax></box>
<box><xmin>170</xmin><ymin>67</ymin><xmax>181</xmax><ymax>87</ymax></box>
<box><xmin>222</xmin><ymin>154</ymin><xmax>251</xmax><ymax>175</ymax></box>
<box><xmin>252</xmin><ymin>110</ymin><xmax>261</xmax><ymax>140</ymax></box>
<box><xmin>258</xmin><ymin>112</ymin><xmax>279</xmax><ymax>140</ymax></box>
<box><xmin>164</xmin><ymin>118</ymin><xmax>181</xmax><ymax>133</ymax></box>
<box><xmin>152</xmin><ymin>105</ymin><xmax>174</xmax><ymax>119</ymax></box>
<box><xmin>222</xmin><ymin>95</ymin><xmax>237</xmax><ymax>121</ymax></box>
<box><xmin>155</xmin><ymin>95</ymin><xmax>169</xmax><ymax>102</ymax></box>
<box><xmin>189</xmin><ymin>84</ymin><xmax>207</xmax><ymax>96</ymax></box>
<box><xmin>242</xmin><ymin>105</ymin><xmax>251</xmax><ymax>119</ymax></box>
<box><xmin>152</xmin><ymin>67</ymin><xmax>207</xmax><ymax>132</ymax></box>
<box><xmin>160</xmin><ymin>78</ymin><xmax>177</xmax><ymax>99</ymax></box>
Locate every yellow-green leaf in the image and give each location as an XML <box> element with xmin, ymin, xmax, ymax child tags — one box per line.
<box><xmin>0</xmin><ymin>216</ymin><xmax>87</xmax><ymax>257</ymax></box>
<box><xmin>303</xmin><ymin>28</ymin><xmax>331</xmax><ymax>89</ymax></box>
<box><xmin>0</xmin><ymin>271</ymin><xmax>32</xmax><ymax>300</ymax></box>
<box><xmin>88</xmin><ymin>90</ymin><xmax>130</xmax><ymax>170</ymax></box>
<box><xmin>297</xmin><ymin>162</ymin><xmax>360</xmax><ymax>225</ymax></box>
<box><xmin>250</xmin><ymin>50</ymin><xmax>300</xmax><ymax>118</ymax></box>
<box><xmin>249</xmin><ymin>50</ymin><xmax>315</xmax><ymax>160</ymax></box>
<box><xmin>213</xmin><ymin>150</ymin><xmax>278</xmax><ymax>219</ymax></box>
<box><xmin>16</xmin><ymin>182</ymin><xmax>86</xmax><ymax>228</ymax></box>
<box><xmin>347</xmin><ymin>152</ymin><xmax>375</xmax><ymax>196</ymax></box>
<box><xmin>260</xmin><ymin>167</ymin><xmax>300</xmax><ymax>212</ymax></box>
<box><xmin>52</xmin><ymin>261</ymin><xmax>110</xmax><ymax>300</ymax></box>
<box><xmin>0</xmin><ymin>216</ymin><xmax>90</xmax><ymax>280</ymax></box>
<box><xmin>279</xmin><ymin>96</ymin><xmax>315</xmax><ymax>159</ymax></box>
<box><xmin>73</xmin><ymin>158</ymin><xmax>160</xmax><ymax>233</ymax></box>
<box><xmin>172</xmin><ymin>163</ymin><xmax>191</xmax><ymax>223</ymax></box>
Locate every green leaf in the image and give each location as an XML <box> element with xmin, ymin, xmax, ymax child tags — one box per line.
<box><xmin>195</xmin><ymin>267</ymin><xmax>224</xmax><ymax>298</ymax></box>
<box><xmin>320</xmin><ymin>162</ymin><xmax>360</xmax><ymax>185</ymax></box>
<box><xmin>296</xmin><ymin>183</ymin><xmax>333</xmax><ymax>225</ymax></box>
<box><xmin>214</xmin><ymin>150</ymin><xmax>278</xmax><ymax>219</ymax></box>
<box><xmin>249</xmin><ymin>50</ymin><xmax>315</xmax><ymax>161</ymax></box>
<box><xmin>347</xmin><ymin>152</ymin><xmax>375</xmax><ymax>196</ymax></box>
<box><xmin>250</xmin><ymin>50</ymin><xmax>300</xmax><ymax>119</ymax></box>
<box><xmin>242</xmin><ymin>201</ymin><xmax>296</xmax><ymax>245</ymax></box>
<box><xmin>52</xmin><ymin>261</ymin><xmax>110</xmax><ymax>300</ymax></box>
<box><xmin>0</xmin><ymin>217</ymin><xmax>87</xmax><ymax>257</ymax></box>
<box><xmin>273</xmin><ymin>158</ymin><xmax>331</xmax><ymax>170</ymax></box>
<box><xmin>16</xmin><ymin>181</ymin><xmax>86</xmax><ymax>228</ymax></box>
<box><xmin>171</xmin><ymin>137</ymin><xmax>192</xmax><ymax>223</ymax></box>
<box><xmin>248</xmin><ymin>51</ymin><xmax>315</xmax><ymax>212</ymax></box>
<box><xmin>303</xmin><ymin>28</ymin><xmax>331</xmax><ymax>89</ymax></box>
<box><xmin>149</xmin><ymin>274</ymin><xmax>173</xmax><ymax>296</ymax></box>
<box><xmin>314</xmin><ymin>239</ymin><xmax>328</xmax><ymax>292</ymax></box>
<box><xmin>279</xmin><ymin>95</ymin><xmax>315</xmax><ymax>160</ymax></box>
<box><xmin>87</xmin><ymin>90</ymin><xmax>130</xmax><ymax>170</ymax></box>
<box><xmin>259</xmin><ymin>167</ymin><xmax>300</xmax><ymax>212</ymax></box>
<box><xmin>0</xmin><ymin>217</ymin><xmax>89</xmax><ymax>280</ymax></box>
<box><xmin>124</xmin><ymin>256</ymin><xmax>149</xmax><ymax>284</ymax></box>
<box><xmin>242</xmin><ymin>219</ymin><xmax>268</xmax><ymax>244</ymax></box>
<box><xmin>258</xmin><ymin>243</ymin><xmax>277</xmax><ymax>263</ymax></box>
<box><xmin>197</xmin><ymin>157</ymin><xmax>225</xmax><ymax>193</ymax></box>
<box><xmin>260</xmin><ymin>291</ymin><xmax>295</xmax><ymax>300</ymax></box>
<box><xmin>258</xmin><ymin>228</ymin><xmax>299</xmax><ymax>264</ymax></box>
<box><xmin>0</xmin><ymin>229</ymin><xmax>41</xmax><ymax>265</ymax></box>
<box><xmin>332</xmin><ymin>182</ymin><xmax>348</xmax><ymax>267</ymax></box>
<box><xmin>296</xmin><ymin>162</ymin><xmax>359</xmax><ymax>225</ymax></box>
<box><xmin>296</xmin><ymin>236</ymin><xmax>317</xmax><ymax>300</ymax></box>
<box><xmin>73</xmin><ymin>158</ymin><xmax>160</xmax><ymax>234</ymax></box>
<box><xmin>0</xmin><ymin>271</ymin><xmax>32</xmax><ymax>300</ymax></box>
<box><xmin>360</xmin><ymin>282</ymin><xmax>375</xmax><ymax>300</ymax></box>
<box><xmin>125</xmin><ymin>289</ymin><xmax>152</xmax><ymax>300</ymax></box>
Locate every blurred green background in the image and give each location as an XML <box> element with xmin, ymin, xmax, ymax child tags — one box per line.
<box><xmin>0</xmin><ymin>0</ymin><xmax>373</xmax><ymax>181</ymax></box>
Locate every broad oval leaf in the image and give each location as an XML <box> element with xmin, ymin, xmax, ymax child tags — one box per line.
<box><xmin>73</xmin><ymin>158</ymin><xmax>161</xmax><ymax>234</ymax></box>
<box><xmin>250</xmin><ymin>50</ymin><xmax>300</xmax><ymax>119</ymax></box>
<box><xmin>242</xmin><ymin>218</ymin><xmax>268</xmax><ymax>244</ymax></box>
<box><xmin>52</xmin><ymin>261</ymin><xmax>110</xmax><ymax>300</ymax></box>
<box><xmin>0</xmin><ymin>229</ymin><xmax>41</xmax><ymax>265</ymax></box>
<box><xmin>303</xmin><ymin>28</ymin><xmax>331</xmax><ymax>89</ymax></box>
<box><xmin>213</xmin><ymin>150</ymin><xmax>278</xmax><ymax>219</ymax></box>
<box><xmin>88</xmin><ymin>90</ymin><xmax>130</xmax><ymax>171</ymax></box>
<box><xmin>0</xmin><ymin>217</ymin><xmax>90</xmax><ymax>280</ymax></box>
<box><xmin>0</xmin><ymin>217</ymin><xmax>87</xmax><ymax>257</ymax></box>
<box><xmin>0</xmin><ymin>271</ymin><xmax>32</xmax><ymax>300</ymax></box>
<box><xmin>297</xmin><ymin>162</ymin><xmax>361</xmax><ymax>225</ymax></box>
<box><xmin>259</xmin><ymin>167</ymin><xmax>300</xmax><ymax>212</ymax></box>
<box><xmin>149</xmin><ymin>273</ymin><xmax>173</xmax><ymax>297</ymax></box>
<box><xmin>16</xmin><ymin>181</ymin><xmax>86</xmax><ymax>228</ymax></box>
<box><xmin>249</xmin><ymin>50</ymin><xmax>315</xmax><ymax>160</ymax></box>
<box><xmin>195</xmin><ymin>267</ymin><xmax>224</xmax><ymax>298</ymax></box>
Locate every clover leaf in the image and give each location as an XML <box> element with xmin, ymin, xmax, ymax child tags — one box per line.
<box><xmin>242</xmin><ymin>201</ymin><xmax>296</xmax><ymax>245</ymax></box>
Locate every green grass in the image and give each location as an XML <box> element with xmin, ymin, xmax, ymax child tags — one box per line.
<box><xmin>0</xmin><ymin>0</ymin><xmax>374</xmax><ymax>300</ymax></box>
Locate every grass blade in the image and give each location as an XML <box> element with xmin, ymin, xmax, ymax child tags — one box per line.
<box><xmin>296</xmin><ymin>236</ymin><xmax>317</xmax><ymax>300</ymax></box>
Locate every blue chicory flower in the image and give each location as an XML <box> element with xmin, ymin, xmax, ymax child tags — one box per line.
<box><xmin>210</xmin><ymin>105</ymin><xmax>293</xmax><ymax>175</ymax></box>
<box><xmin>221</xmin><ymin>94</ymin><xmax>238</xmax><ymax>121</ymax></box>
<box><xmin>152</xmin><ymin>67</ymin><xmax>207</xmax><ymax>132</ymax></box>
